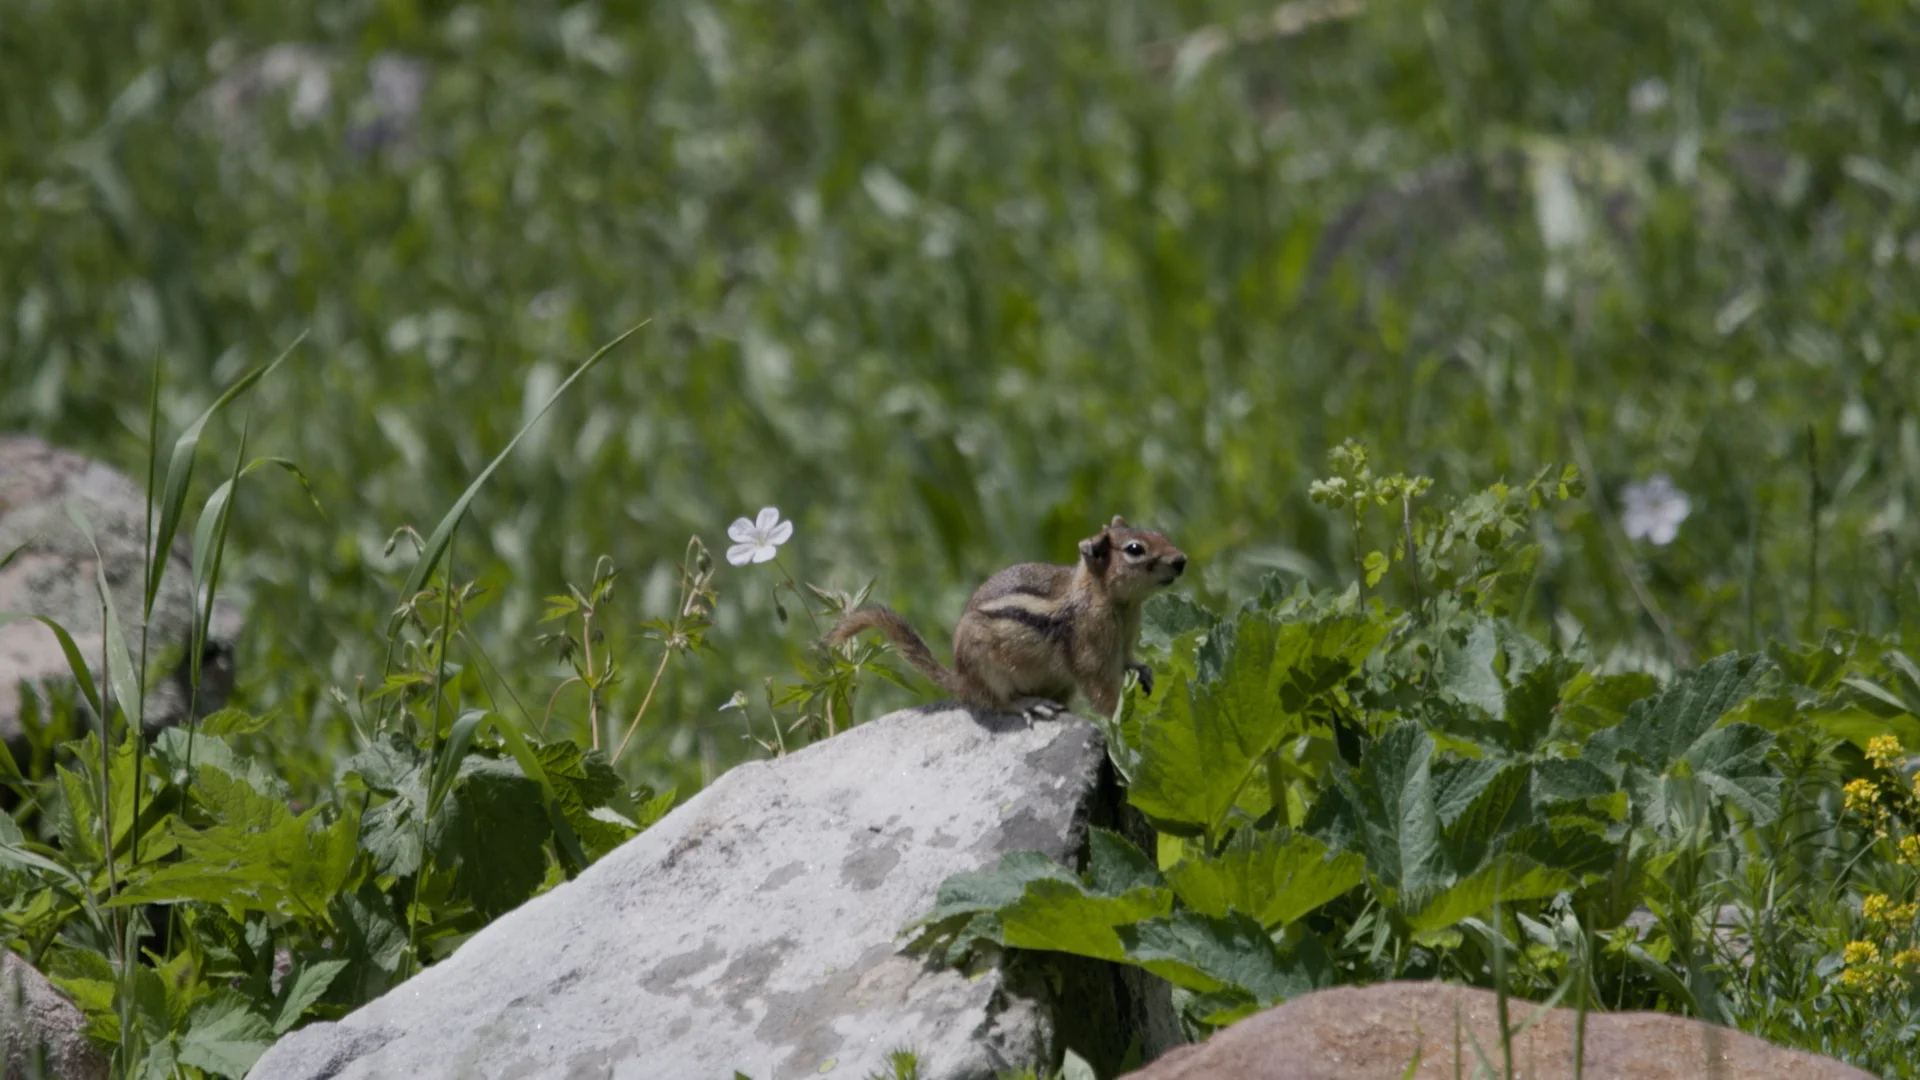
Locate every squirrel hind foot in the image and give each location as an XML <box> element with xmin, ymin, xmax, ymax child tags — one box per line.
<box><xmin>1011</xmin><ymin>696</ymin><xmax>1068</xmax><ymax>723</ymax></box>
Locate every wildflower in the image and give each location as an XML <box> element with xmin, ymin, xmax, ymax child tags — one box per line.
<box><xmin>1844</xmin><ymin>778</ymin><xmax>1882</xmax><ymax>816</ymax></box>
<box><xmin>725</xmin><ymin>507</ymin><xmax>793</xmax><ymax>567</ymax></box>
<box><xmin>1865</xmin><ymin>894</ymin><xmax>1894</xmax><ymax>921</ymax></box>
<box><xmin>1840</xmin><ymin>965</ymin><xmax>1885</xmax><ymax>991</ymax></box>
<box><xmin>1620</xmin><ymin>474</ymin><xmax>1692</xmax><ymax>546</ymax></box>
<box><xmin>1867</xmin><ymin>735</ymin><xmax>1904</xmax><ymax>769</ymax></box>
<box><xmin>1845</xmin><ymin>940</ymin><xmax>1882</xmax><ymax>966</ymax></box>
<box><xmin>1895</xmin><ymin>948</ymin><xmax>1920</xmax><ymax>971</ymax></box>
<box><xmin>1901</xmin><ymin>835</ymin><xmax>1920</xmax><ymax>866</ymax></box>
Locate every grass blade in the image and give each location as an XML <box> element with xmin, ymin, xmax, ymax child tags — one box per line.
<box><xmin>386</xmin><ymin>321</ymin><xmax>646</xmax><ymax>638</ymax></box>
<box><xmin>0</xmin><ymin>614</ymin><xmax>104</xmax><ymax>718</ymax></box>
<box><xmin>144</xmin><ymin>330</ymin><xmax>306</xmax><ymax>617</ymax></box>
<box><xmin>64</xmin><ymin>504</ymin><xmax>142</xmax><ymax>732</ymax></box>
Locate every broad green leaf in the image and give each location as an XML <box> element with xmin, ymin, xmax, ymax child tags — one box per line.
<box><xmin>914</xmin><ymin>850</ymin><xmax>1077</xmax><ymax>928</ymax></box>
<box><xmin>1085</xmin><ymin>828</ymin><xmax>1163</xmax><ymax>896</ymax></box>
<box><xmin>1139</xmin><ymin>593</ymin><xmax>1221</xmax><ymax>653</ymax></box>
<box><xmin>1344</xmin><ymin>721</ymin><xmax>1445</xmax><ymax>896</ymax></box>
<box><xmin>1165</xmin><ymin>829</ymin><xmax>1363</xmax><ymax>929</ymax></box>
<box><xmin>1436</xmin><ymin>761</ymin><xmax>1531</xmax><ymax>870</ymax></box>
<box><xmin>1555</xmin><ymin>671</ymin><xmax>1658</xmax><ymax>739</ymax></box>
<box><xmin>1531</xmin><ymin>757</ymin><xmax>1615</xmax><ymax>804</ymax></box>
<box><xmin>1587</xmin><ymin>654</ymin><xmax>1768</xmax><ymax>773</ymax></box>
<box><xmin>152</xmin><ymin>729</ymin><xmax>289</xmax><ymax>800</ymax></box>
<box><xmin>1683</xmin><ymin>723</ymin><xmax>1780</xmax><ymax>823</ymax></box>
<box><xmin>1403</xmin><ymin>855</ymin><xmax>1576</xmax><ymax>933</ymax></box>
<box><xmin>1130</xmin><ymin>610</ymin><xmax>1387</xmax><ymax>835</ymax></box>
<box><xmin>1436</xmin><ymin>619</ymin><xmax>1505</xmax><ymax>719</ymax></box>
<box><xmin>1000</xmin><ymin>878</ymin><xmax>1172</xmax><ymax>962</ymax></box>
<box><xmin>270</xmin><ymin>959</ymin><xmax>349</xmax><ymax>1035</ymax></box>
<box><xmin>438</xmin><ymin>756</ymin><xmax>549</xmax><ymax>917</ymax></box>
<box><xmin>1118</xmin><ymin>909</ymin><xmax>1327</xmax><ymax>1005</ymax></box>
<box><xmin>177</xmin><ymin>991</ymin><xmax>275</xmax><ymax>1076</ymax></box>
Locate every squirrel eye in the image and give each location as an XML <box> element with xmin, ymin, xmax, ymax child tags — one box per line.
<box><xmin>1124</xmin><ymin>541</ymin><xmax>1146</xmax><ymax>556</ymax></box>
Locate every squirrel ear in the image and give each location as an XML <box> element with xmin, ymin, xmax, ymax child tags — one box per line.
<box><xmin>1110</xmin><ymin>515</ymin><xmax>1129</xmax><ymax>529</ymax></box>
<box><xmin>1079</xmin><ymin>531</ymin><xmax>1112</xmax><ymax>564</ymax></box>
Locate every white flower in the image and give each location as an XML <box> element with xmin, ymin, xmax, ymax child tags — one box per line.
<box><xmin>1620</xmin><ymin>474</ymin><xmax>1691</xmax><ymax>546</ymax></box>
<box><xmin>726</xmin><ymin>506</ymin><xmax>793</xmax><ymax>566</ymax></box>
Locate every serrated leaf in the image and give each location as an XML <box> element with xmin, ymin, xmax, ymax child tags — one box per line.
<box><xmin>914</xmin><ymin>850</ymin><xmax>1078</xmax><ymax>928</ymax></box>
<box><xmin>1165</xmin><ymin>829</ymin><xmax>1363</xmax><ymax>929</ymax></box>
<box><xmin>1531</xmin><ymin>757</ymin><xmax>1614</xmax><ymax>803</ymax></box>
<box><xmin>1437</xmin><ymin>620</ymin><xmax>1505</xmax><ymax>719</ymax></box>
<box><xmin>1085</xmin><ymin>829</ymin><xmax>1163</xmax><ymax>896</ymax></box>
<box><xmin>999</xmin><ymin>878</ymin><xmax>1172</xmax><ymax>962</ymax></box>
<box><xmin>1140</xmin><ymin>593</ymin><xmax>1220</xmax><ymax>653</ymax></box>
<box><xmin>1130</xmin><ymin>610</ymin><xmax>1387</xmax><ymax>835</ymax></box>
<box><xmin>1403</xmin><ymin>855</ymin><xmax>1576</xmax><ymax>933</ymax></box>
<box><xmin>1119</xmin><ymin>909</ymin><xmax>1327</xmax><ymax>1004</ymax></box>
<box><xmin>177</xmin><ymin>991</ymin><xmax>274</xmax><ymax>1076</ymax></box>
<box><xmin>269</xmin><ymin>958</ymin><xmax>349</xmax><ymax>1034</ymax></box>
<box><xmin>1344</xmin><ymin>721</ymin><xmax>1445</xmax><ymax>896</ymax></box>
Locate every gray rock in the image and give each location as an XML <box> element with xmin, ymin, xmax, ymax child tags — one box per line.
<box><xmin>1</xmin><ymin>435</ymin><xmax>242</xmax><ymax>762</ymax></box>
<box><xmin>1</xmin><ymin>951</ymin><xmax>108</xmax><ymax>1080</ymax></box>
<box><xmin>249</xmin><ymin>707</ymin><xmax>1157</xmax><ymax>1080</ymax></box>
<box><xmin>1120</xmin><ymin>980</ymin><xmax>1875</xmax><ymax>1080</ymax></box>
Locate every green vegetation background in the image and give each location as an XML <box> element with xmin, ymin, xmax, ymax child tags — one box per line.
<box><xmin>4</xmin><ymin>0</ymin><xmax>1916</xmax><ymax>801</ymax></box>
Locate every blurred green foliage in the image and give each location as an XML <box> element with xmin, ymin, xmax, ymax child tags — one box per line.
<box><xmin>5</xmin><ymin>0</ymin><xmax>1920</xmax><ymax>801</ymax></box>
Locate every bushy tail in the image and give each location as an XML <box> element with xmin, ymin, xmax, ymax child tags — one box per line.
<box><xmin>827</xmin><ymin>607</ymin><xmax>964</xmax><ymax>696</ymax></box>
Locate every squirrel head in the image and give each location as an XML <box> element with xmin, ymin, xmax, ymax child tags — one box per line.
<box><xmin>1078</xmin><ymin>515</ymin><xmax>1188</xmax><ymax>604</ymax></box>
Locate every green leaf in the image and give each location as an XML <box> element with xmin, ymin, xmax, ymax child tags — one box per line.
<box><xmin>0</xmin><ymin>612</ymin><xmax>103</xmax><ymax>718</ymax></box>
<box><xmin>177</xmin><ymin>991</ymin><xmax>275</xmax><ymax>1076</ymax></box>
<box><xmin>1139</xmin><ymin>593</ymin><xmax>1220</xmax><ymax>653</ymax></box>
<box><xmin>1130</xmin><ymin>610</ymin><xmax>1387</xmax><ymax>835</ymax></box>
<box><xmin>1403</xmin><ymin>854</ymin><xmax>1576</xmax><ymax>934</ymax></box>
<box><xmin>1530</xmin><ymin>758</ymin><xmax>1614</xmax><ymax>804</ymax></box>
<box><xmin>1437</xmin><ymin>620</ymin><xmax>1505</xmax><ymax>719</ymax></box>
<box><xmin>1587</xmin><ymin>654</ymin><xmax>1769</xmax><ymax>774</ymax></box>
<box><xmin>1119</xmin><ymin>909</ymin><xmax>1327</xmax><ymax>1005</ymax></box>
<box><xmin>1165</xmin><ymin>829</ymin><xmax>1363</xmax><ymax>929</ymax></box>
<box><xmin>913</xmin><ymin>850</ymin><xmax>1076</xmax><ymax>929</ymax></box>
<box><xmin>270</xmin><ymin>959</ymin><xmax>350</xmax><ymax>1035</ymax></box>
<box><xmin>1343</xmin><ymin>721</ymin><xmax>1445</xmax><ymax>897</ymax></box>
<box><xmin>1085</xmin><ymin>829</ymin><xmax>1163</xmax><ymax>896</ymax></box>
<box><xmin>1000</xmin><ymin>878</ymin><xmax>1172</xmax><ymax>962</ymax></box>
<box><xmin>147</xmin><ymin>333</ymin><xmax>305</xmax><ymax>616</ymax></box>
<box><xmin>152</xmin><ymin>729</ymin><xmax>289</xmax><ymax>800</ymax></box>
<box><xmin>439</xmin><ymin>756</ymin><xmax>549</xmax><ymax>917</ymax></box>
<box><xmin>1684</xmin><ymin>723</ymin><xmax>1780</xmax><ymax>823</ymax></box>
<box><xmin>388</xmin><ymin>323</ymin><xmax>646</xmax><ymax>637</ymax></box>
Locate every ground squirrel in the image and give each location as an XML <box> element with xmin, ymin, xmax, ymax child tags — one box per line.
<box><xmin>827</xmin><ymin>516</ymin><xmax>1187</xmax><ymax>719</ymax></box>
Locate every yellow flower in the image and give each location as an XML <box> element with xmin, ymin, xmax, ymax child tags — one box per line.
<box><xmin>1901</xmin><ymin>835</ymin><xmax>1920</xmax><ymax>866</ymax></box>
<box><xmin>1867</xmin><ymin>735</ymin><xmax>1904</xmax><ymax>769</ymax></box>
<box><xmin>1839</xmin><ymin>966</ymin><xmax>1884</xmax><ymax>991</ymax></box>
<box><xmin>1845</xmin><ymin>940</ymin><xmax>1882</xmax><ymax>966</ymax></box>
<box><xmin>1895</xmin><ymin>948</ymin><xmax>1920</xmax><ymax>971</ymax></box>
<box><xmin>1865</xmin><ymin>894</ymin><xmax>1895</xmax><ymax>921</ymax></box>
<box><xmin>1845</xmin><ymin>778</ymin><xmax>1883</xmax><ymax>815</ymax></box>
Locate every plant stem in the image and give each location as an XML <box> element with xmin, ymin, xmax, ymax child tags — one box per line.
<box><xmin>1803</xmin><ymin>424</ymin><xmax>1822</xmax><ymax>641</ymax></box>
<box><xmin>613</xmin><ymin>648</ymin><xmax>673</xmax><ymax>764</ymax></box>
<box><xmin>773</xmin><ymin>556</ymin><xmax>823</xmax><ymax>636</ymax></box>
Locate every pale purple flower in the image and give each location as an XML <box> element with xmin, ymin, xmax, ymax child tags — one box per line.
<box><xmin>1620</xmin><ymin>474</ymin><xmax>1691</xmax><ymax>546</ymax></box>
<box><xmin>726</xmin><ymin>507</ymin><xmax>793</xmax><ymax>566</ymax></box>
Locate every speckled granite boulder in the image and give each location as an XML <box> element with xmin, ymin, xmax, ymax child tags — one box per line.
<box><xmin>2</xmin><ymin>951</ymin><xmax>108</xmax><ymax>1080</ymax></box>
<box><xmin>1</xmin><ymin>434</ymin><xmax>242</xmax><ymax>760</ymax></box>
<box><xmin>247</xmin><ymin>707</ymin><xmax>1150</xmax><ymax>1080</ymax></box>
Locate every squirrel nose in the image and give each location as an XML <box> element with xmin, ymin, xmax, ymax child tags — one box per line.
<box><xmin>1169</xmin><ymin>555</ymin><xmax>1188</xmax><ymax>576</ymax></box>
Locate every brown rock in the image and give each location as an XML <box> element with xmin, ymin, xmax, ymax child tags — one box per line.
<box><xmin>1121</xmin><ymin>981</ymin><xmax>1874</xmax><ymax>1080</ymax></box>
<box><xmin>1</xmin><ymin>951</ymin><xmax>107</xmax><ymax>1080</ymax></box>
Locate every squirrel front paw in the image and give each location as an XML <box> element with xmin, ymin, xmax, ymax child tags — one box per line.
<box><xmin>1127</xmin><ymin>662</ymin><xmax>1155</xmax><ymax>698</ymax></box>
